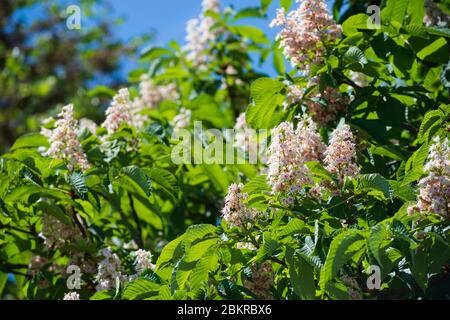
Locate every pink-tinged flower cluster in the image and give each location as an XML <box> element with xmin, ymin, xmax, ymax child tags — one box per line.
<box><xmin>63</xmin><ymin>292</ymin><xmax>80</xmax><ymax>300</ymax></box>
<box><xmin>135</xmin><ymin>74</ymin><xmax>179</xmax><ymax>110</ymax></box>
<box><xmin>324</xmin><ymin>124</ymin><xmax>360</xmax><ymax>182</ymax></box>
<box><xmin>133</xmin><ymin>249</ymin><xmax>155</xmax><ymax>274</ymax></box>
<box><xmin>296</xmin><ymin>114</ymin><xmax>327</xmax><ymax>161</ymax></box>
<box><xmin>45</xmin><ymin>104</ymin><xmax>90</xmax><ymax>172</ymax></box>
<box><xmin>408</xmin><ymin>137</ymin><xmax>449</xmax><ymax>218</ymax></box>
<box><xmin>305</xmin><ymin>85</ymin><xmax>348</xmax><ymax>125</ymax></box>
<box><xmin>341</xmin><ymin>275</ymin><xmax>362</xmax><ymax>300</ymax></box>
<box><xmin>171</xmin><ymin>107</ymin><xmax>192</xmax><ymax>130</ymax></box>
<box><xmin>39</xmin><ymin>213</ymin><xmax>81</xmax><ymax>249</ymax></box>
<box><xmin>102</xmin><ymin>88</ymin><xmax>132</xmax><ymax>136</ymax></box>
<box><xmin>29</xmin><ymin>255</ymin><xmax>48</xmax><ymax>276</ymax></box>
<box><xmin>270</xmin><ymin>0</ymin><xmax>341</xmax><ymax>73</ymax></box>
<box><xmin>267</xmin><ymin>115</ymin><xmax>325</xmax><ymax>204</ymax></box>
<box><xmin>283</xmin><ymin>84</ymin><xmax>304</xmax><ymax>109</ymax></box>
<box><xmin>222</xmin><ymin>183</ymin><xmax>260</xmax><ymax>227</ymax></box>
<box><xmin>244</xmin><ymin>262</ymin><xmax>274</xmax><ymax>300</ymax></box>
<box><xmin>184</xmin><ymin>0</ymin><xmax>220</xmax><ymax>68</ymax></box>
<box><xmin>202</xmin><ymin>0</ymin><xmax>220</xmax><ymax>13</ymax></box>
<box><xmin>94</xmin><ymin>247</ymin><xmax>125</xmax><ymax>292</ymax></box>
<box><xmin>131</xmin><ymin>75</ymin><xmax>179</xmax><ymax>129</ymax></box>
<box><xmin>234</xmin><ymin>113</ymin><xmax>250</xmax><ymax>147</ymax></box>
<box><xmin>79</xmin><ymin>118</ymin><xmax>98</xmax><ymax>135</ymax></box>
<box><xmin>233</xmin><ymin>113</ymin><xmax>267</xmax><ymax>163</ymax></box>
<box><xmin>424</xmin><ymin>0</ymin><xmax>450</xmax><ymax>28</ymax></box>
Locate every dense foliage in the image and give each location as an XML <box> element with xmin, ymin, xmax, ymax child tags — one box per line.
<box><xmin>0</xmin><ymin>0</ymin><xmax>449</xmax><ymax>300</ymax></box>
<box><xmin>0</xmin><ymin>0</ymin><xmax>149</xmax><ymax>151</ymax></box>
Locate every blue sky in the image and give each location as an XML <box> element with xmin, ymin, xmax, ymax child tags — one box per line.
<box><xmin>108</xmin><ymin>0</ymin><xmax>283</xmax><ymax>76</ymax></box>
<box><xmin>109</xmin><ymin>0</ymin><xmax>280</xmax><ymax>47</ymax></box>
<box><xmin>106</xmin><ymin>0</ymin><xmax>336</xmax><ymax>76</ymax></box>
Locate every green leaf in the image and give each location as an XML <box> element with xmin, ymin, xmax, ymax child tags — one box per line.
<box><xmin>388</xmin><ymin>180</ymin><xmax>417</xmax><ymax>202</ymax></box>
<box><xmin>419</xmin><ymin>109</ymin><xmax>443</xmax><ymax>143</ymax></box>
<box><xmin>410</xmin><ymin>245</ymin><xmax>428</xmax><ymax>292</ymax></box>
<box><xmin>278</xmin><ymin>219</ymin><xmax>308</xmax><ymax>238</ymax></box>
<box><xmin>242</xmin><ymin>175</ymin><xmax>270</xmax><ymax>195</ymax></box>
<box><xmin>246</xmin><ymin>78</ymin><xmax>285</xmax><ymax>129</ymax></box>
<box><xmin>143</xmin><ymin>168</ymin><xmax>179</xmax><ymax>201</ymax></box>
<box><xmin>123</xmin><ymin>279</ymin><xmax>161</xmax><ymax>300</ymax></box>
<box><xmin>273</xmin><ymin>44</ymin><xmax>286</xmax><ymax>75</ymax></box>
<box><xmin>190</xmin><ymin>251</ymin><xmax>219</xmax><ymax>292</ymax></box>
<box><xmin>319</xmin><ymin>230</ymin><xmax>366</xmax><ymax>290</ymax></box>
<box><xmin>89</xmin><ymin>290</ymin><xmax>114</xmax><ymax>300</ymax></box>
<box><xmin>156</xmin><ymin>236</ymin><xmax>185</xmax><ymax>271</ymax></box>
<box><xmin>229</xmin><ymin>26</ymin><xmax>269</xmax><ymax>44</ymax></box>
<box><xmin>87</xmin><ymin>85</ymin><xmax>116</xmax><ymax>98</ymax></box>
<box><xmin>68</xmin><ymin>172</ymin><xmax>88</xmax><ymax>200</ymax></box>
<box><xmin>123</xmin><ymin>166</ymin><xmax>152</xmax><ymax>197</ymax></box>
<box><xmin>139</xmin><ymin>46</ymin><xmax>174</xmax><ymax>62</ymax></box>
<box><xmin>200</xmin><ymin>164</ymin><xmax>229</xmax><ymax>194</ymax></box>
<box><xmin>253</xmin><ymin>239</ymin><xmax>280</xmax><ymax>261</ymax></box>
<box><xmin>341</xmin><ymin>14</ymin><xmax>370</xmax><ymax>36</ymax></box>
<box><xmin>344</xmin><ymin>46</ymin><xmax>368</xmax><ymax>67</ymax></box>
<box><xmin>280</xmin><ymin>0</ymin><xmax>292</xmax><ymax>11</ymax></box>
<box><xmin>425</xmin><ymin>27</ymin><xmax>450</xmax><ymax>38</ymax></box>
<box><xmin>407</xmin><ymin>0</ymin><xmax>425</xmax><ymax>25</ymax></box>
<box><xmin>36</xmin><ymin>201</ymin><xmax>73</xmax><ymax>226</ymax></box>
<box><xmin>286</xmin><ymin>247</ymin><xmax>316</xmax><ymax>300</ymax></box>
<box><xmin>184</xmin><ymin>238</ymin><xmax>219</xmax><ymax>263</ymax></box>
<box><xmin>260</xmin><ymin>0</ymin><xmax>272</xmax><ymax>13</ymax></box>
<box><xmin>20</xmin><ymin>166</ymin><xmax>42</xmax><ymax>186</ymax></box>
<box><xmin>368</xmin><ymin>222</ymin><xmax>391</xmax><ymax>267</ymax></box>
<box><xmin>382</xmin><ymin>0</ymin><xmax>409</xmax><ymax>25</ymax></box>
<box><xmin>416</xmin><ymin>37</ymin><xmax>448</xmax><ymax>61</ymax></box>
<box><xmin>184</xmin><ymin>224</ymin><xmax>217</xmax><ymax>244</ymax></box>
<box><xmin>10</xmin><ymin>133</ymin><xmax>49</xmax><ymax>151</ymax></box>
<box><xmin>233</xmin><ymin>7</ymin><xmax>264</xmax><ymax>21</ymax></box>
<box><xmin>356</xmin><ymin>174</ymin><xmax>392</xmax><ymax>199</ymax></box>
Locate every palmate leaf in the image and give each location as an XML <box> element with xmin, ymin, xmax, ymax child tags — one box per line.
<box><xmin>319</xmin><ymin>229</ymin><xmax>366</xmax><ymax>290</ymax></box>
<box><xmin>123</xmin><ymin>166</ymin><xmax>152</xmax><ymax>197</ymax></box>
<box><xmin>68</xmin><ymin>171</ymin><xmax>88</xmax><ymax>200</ymax></box>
